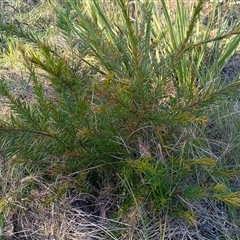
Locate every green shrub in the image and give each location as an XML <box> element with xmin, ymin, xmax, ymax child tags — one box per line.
<box><xmin>0</xmin><ymin>0</ymin><xmax>240</xmax><ymax>224</ymax></box>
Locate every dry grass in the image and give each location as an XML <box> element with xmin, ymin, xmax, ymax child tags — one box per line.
<box><xmin>3</xmin><ymin>193</ymin><xmax>240</xmax><ymax>239</ymax></box>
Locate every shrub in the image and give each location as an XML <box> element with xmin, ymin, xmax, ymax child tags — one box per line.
<box><xmin>0</xmin><ymin>0</ymin><xmax>240</xmax><ymax>232</ymax></box>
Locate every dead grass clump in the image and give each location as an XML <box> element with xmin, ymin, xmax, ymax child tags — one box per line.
<box><xmin>2</xmin><ymin>181</ymin><xmax>101</xmax><ymax>240</ymax></box>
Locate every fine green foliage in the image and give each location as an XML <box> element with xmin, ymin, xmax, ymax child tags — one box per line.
<box><xmin>0</xmin><ymin>0</ymin><xmax>240</xmax><ymax>237</ymax></box>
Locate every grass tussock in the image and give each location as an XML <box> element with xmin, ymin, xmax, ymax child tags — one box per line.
<box><xmin>0</xmin><ymin>0</ymin><xmax>240</xmax><ymax>239</ymax></box>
